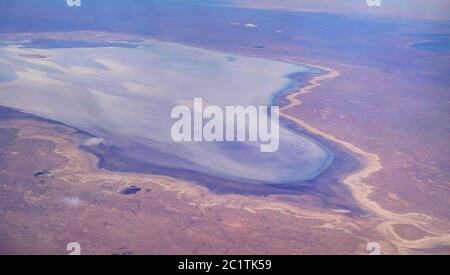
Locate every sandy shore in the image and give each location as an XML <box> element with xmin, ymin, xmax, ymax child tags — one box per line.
<box><xmin>1</xmin><ymin>114</ymin><xmax>383</xmax><ymax>254</ymax></box>
<box><xmin>279</xmin><ymin>61</ymin><xmax>450</xmax><ymax>253</ymax></box>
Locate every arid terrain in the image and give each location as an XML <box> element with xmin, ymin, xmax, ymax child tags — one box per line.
<box><xmin>0</xmin><ymin>1</ymin><xmax>449</xmax><ymax>255</ymax></box>
<box><xmin>0</xmin><ymin>114</ymin><xmax>392</xmax><ymax>254</ymax></box>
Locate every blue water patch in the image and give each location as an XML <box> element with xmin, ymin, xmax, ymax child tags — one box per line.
<box><xmin>226</xmin><ymin>56</ymin><xmax>237</xmax><ymax>62</ymax></box>
<box><xmin>268</xmin><ymin>68</ymin><xmax>322</xmax><ymax>106</ymax></box>
<box><xmin>19</xmin><ymin>39</ymin><xmax>147</xmax><ymax>49</ymax></box>
<box><xmin>410</xmin><ymin>40</ymin><xmax>450</xmax><ymax>53</ymax></box>
<box><xmin>120</xmin><ymin>186</ymin><xmax>141</xmax><ymax>195</ymax></box>
<box><xmin>0</xmin><ymin>65</ymin><xmax>17</xmax><ymax>83</ymax></box>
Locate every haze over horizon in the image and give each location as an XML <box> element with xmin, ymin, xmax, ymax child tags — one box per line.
<box><xmin>228</xmin><ymin>0</ymin><xmax>450</xmax><ymax>21</ymax></box>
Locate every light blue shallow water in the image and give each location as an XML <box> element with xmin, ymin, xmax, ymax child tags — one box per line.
<box><xmin>0</xmin><ymin>40</ymin><xmax>333</xmax><ymax>183</ymax></box>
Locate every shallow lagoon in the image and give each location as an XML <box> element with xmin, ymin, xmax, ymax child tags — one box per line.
<box><xmin>0</xmin><ymin>40</ymin><xmax>333</xmax><ymax>183</ymax></box>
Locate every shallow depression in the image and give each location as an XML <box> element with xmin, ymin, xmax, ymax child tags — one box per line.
<box><xmin>0</xmin><ymin>40</ymin><xmax>333</xmax><ymax>183</ymax></box>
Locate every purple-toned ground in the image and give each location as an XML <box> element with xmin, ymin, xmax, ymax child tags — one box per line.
<box><xmin>0</xmin><ymin>1</ymin><xmax>449</xmax><ymax>254</ymax></box>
